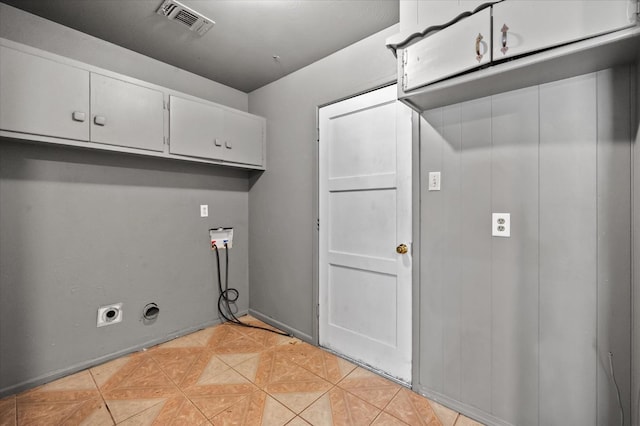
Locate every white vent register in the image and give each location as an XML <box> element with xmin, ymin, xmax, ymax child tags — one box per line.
<box><xmin>156</xmin><ymin>0</ymin><xmax>215</xmax><ymax>36</ymax></box>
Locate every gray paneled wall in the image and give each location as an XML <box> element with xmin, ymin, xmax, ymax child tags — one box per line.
<box><xmin>419</xmin><ymin>67</ymin><xmax>632</xmax><ymax>426</ymax></box>
<box><xmin>0</xmin><ymin>141</ymin><xmax>250</xmax><ymax>396</ymax></box>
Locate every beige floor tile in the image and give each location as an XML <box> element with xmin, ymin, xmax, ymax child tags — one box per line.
<box><xmin>371</xmin><ymin>412</ymin><xmax>411</xmax><ymax>425</ymax></box>
<box><xmin>430</xmin><ymin>399</ymin><xmax>459</xmax><ymax>426</ymax></box>
<box><xmin>300</xmin><ymin>387</ymin><xmax>380</xmax><ymax>426</ymax></box>
<box><xmin>183</xmin><ymin>370</ymin><xmax>258</xmax><ymax>419</ymax></box>
<box><xmin>14</xmin><ymin>370</ymin><xmax>108</xmax><ymax>425</ymax></box>
<box><xmin>210</xmin><ymin>389</ymin><xmax>295</xmax><ymax>426</ymax></box>
<box><xmin>216</xmin><ymin>353</ymin><xmax>259</xmax><ymax>368</ymax></box>
<box><xmin>17</xmin><ymin>397</ymin><xmax>113</xmax><ymax>425</ymax></box>
<box><xmin>147</xmin><ymin>346</ymin><xmax>207</xmax><ymax>386</ymax></box>
<box><xmin>239</xmin><ymin>349</ymin><xmax>333</xmax><ymax>413</ymax></box>
<box><xmin>285</xmin><ymin>416</ymin><xmax>311</xmax><ymax>426</ymax></box>
<box><xmin>273</xmin><ymin>343</ymin><xmax>356</xmax><ymax>384</ymax></box>
<box><xmin>175</xmin><ymin>351</ymin><xmax>232</xmax><ymax>389</ymax></box>
<box><xmin>89</xmin><ymin>352</ymin><xmax>180</xmax><ymax>423</ymax></box>
<box><xmin>2</xmin><ymin>322</ymin><xmax>468</xmax><ymax>426</ymax></box>
<box><xmin>384</xmin><ymin>388</ymin><xmax>442</xmax><ymax>426</ymax></box>
<box><xmin>337</xmin><ymin>367</ymin><xmax>401</xmax><ymax>410</ymax></box>
<box><xmin>0</xmin><ymin>396</ymin><xmax>16</xmax><ymax>426</ymax></box>
<box><xmin>455</xmin><ymin>414</ymin><xmax>485</xmax><ymax>426</ymax></box>
<box><xmin>117</xmin><ymin>395</ymin><xmax>210</xmax><ymax>426</ymax></box>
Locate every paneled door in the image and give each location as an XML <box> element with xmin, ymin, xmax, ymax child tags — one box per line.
<box><xmin>319</xmin><ymin>84</ymin><xmax>412</xmax><ymax>383</ymax></box>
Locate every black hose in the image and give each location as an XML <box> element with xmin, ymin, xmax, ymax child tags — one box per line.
<box><xmin>213</xmin><ymin>243</ymin><xmax>291</xmax><ymax>336</ymax></box>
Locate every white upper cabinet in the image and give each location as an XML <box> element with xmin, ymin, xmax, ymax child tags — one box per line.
<box><xmin>0</xmin><ymin>45</ymin><xmax>90</xmax><ymax>141</ymax></box>
<box><xmin>169</xmin><ymin>95</ymin><xmax>265</xmax><ymax>167</ymax></box>
<box><xmin>0</xmin><ymin>39</ymin><xmax>267</xmax><ymax>170</ymax></box>
<box><xmin>222</xmin><ymin>109</ymin><xmax>264</xmax><ymax>167</ymax></box>
<box><xmin>90</xmin><ymin>73</ymin><xmax>164</xmax><ymax>152</ymax></box>
<box><xmin>403</xmin><ymin>7</ymin><xmax>491</xmax><ymax>91</ymax></box>
<box><xmin>493</xmin><ymin>0</ymin><xmax>637</xmax><ymax>61</ymax></box>
<box><xmin>169</xmin><ymin>96</ymin><xmax>224</xmax><ymax>160</ymax></box>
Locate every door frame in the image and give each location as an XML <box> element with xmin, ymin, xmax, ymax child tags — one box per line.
<box><xmin>312</xmin><ymin>82</ymin><xmax>421</xmax><ymax>387</ymax></box>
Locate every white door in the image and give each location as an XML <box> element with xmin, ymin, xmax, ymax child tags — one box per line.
<box><xmin>319</xmin><ymin>85</ymin><xmax>412</xmax><ymax>383</ymax></box>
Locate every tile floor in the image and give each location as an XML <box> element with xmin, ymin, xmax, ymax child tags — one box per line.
<box><xmin>0</xmin><ymin>316</ymin><xmax>484</xmax><ymax>425</ymax></box>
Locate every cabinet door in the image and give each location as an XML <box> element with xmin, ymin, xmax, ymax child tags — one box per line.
<box><xmin>169</xmin><ymin>96</ymin><xmax>224</xmax><ymax>160</ymax></box>
<box><xmin>0</xmin><ymin>46</ymin><xmax>90</xmax><ymax>141</ymax></box>
<box><xmin>493</xmin><ymin>1</ymin><xmax>637</xmax><ymax>61</ymax></box>
<box><xmin>90</xmin><ymin>73</ymin><xmax>164</xmax><ymax>152</ymax></box>
<box><xmin>221</xmin><ymin>110</ymin><xmax>264</xmax><ymax>166</ymax></box>
<box><xmin>403</xmin><ymin>8</ymin><xmax>491</xmax><ymax>92</ymax></box>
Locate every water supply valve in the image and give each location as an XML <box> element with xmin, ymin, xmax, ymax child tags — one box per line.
<box><xmin>210</xmin><ymin>227</ymin><xmax>233</xmax><ymax>249</ymax></box>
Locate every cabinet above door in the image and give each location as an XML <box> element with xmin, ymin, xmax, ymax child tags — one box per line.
<box><xmin>492</xmin><ymin>0</ymin><xmax>637</xmax><ymax>61</ymax></box>
<box><xmin>0</xmin><ymin>45</ymin><xmax>90</xmax><ymax>141</ymax></box>
<box><xmin>403</xmin><ymin>7</ymin><xmax>491</xmax><ymax>92</ymax></box>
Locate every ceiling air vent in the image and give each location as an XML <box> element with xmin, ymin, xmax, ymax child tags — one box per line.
<box><xmin>156</xmin><ymin>0</ymin><xmax>215</xmax><ymax>36</ymax></box>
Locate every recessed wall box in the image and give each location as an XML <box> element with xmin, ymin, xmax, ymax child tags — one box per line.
<box><xmin>210</xmin><ymin>227</ymin><xmax>233</xmax><ymax>249</ymax></box>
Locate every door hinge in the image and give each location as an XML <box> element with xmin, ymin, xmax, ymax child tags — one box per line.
<box><xmin>401</xmin><ymin>50</ymin><xmax>408</xmax><ymax>91</ymax></box>
<box><xmin>316</xmin><ymin>304</ymin><xmax>320</xmax><ymax>319</ymax></box>
<box><xmin>316</xmin><ymin>128</ymin><xmax>320</xmax><ymax>142</ymax></box>
<box><xmin>636</xmin><ymin>0</ymin><xmax>639</xmax><ymax>16</ymax></box>
<box><xmin>316</xmin><ymin>218</ymin><xmax>320</xmax><ymax>231</ymax></box>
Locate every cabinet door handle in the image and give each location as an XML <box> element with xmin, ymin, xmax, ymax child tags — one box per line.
<box><xmin>225</xmin><ymin>141</ymin><xmax>232</xmax><ymax>149</ymax></box>
<box><xmin>94</xmin><ymin>115</ymin><xmax>106</xmax><ymax>126</ymax></box>
<box><xmin>500</xmin><ymin>24</ymin><xmax>509</xmax><ymax>55</ymax></box>
<box><xmin>475</xmin><ymin>33</ymin><xmax>485</xmax><ymax>63</ymax></box>
<box><xmin>72</xmin><ymin>111</ymin><xmax>86</xmax><ymax>122</ymax></box>
<box><xmin>214</xmin><ymin>139</ymin><xmax>222</xmax><ymax>147</ymax></box>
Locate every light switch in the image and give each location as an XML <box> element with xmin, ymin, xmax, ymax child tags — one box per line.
<box><xmin>200</xmin><ymin>205</ymin><xmax>209</xmax><ymax>217</ymax></box>
<box><xmin>428</xmin><ymin>172</ymin><xmax>441</xmax><ymax>191</ymax></box>
<box><xmin>492</xmin><ymin>213</ymin><xmax>510</xmax><ymax>237</ymax></box>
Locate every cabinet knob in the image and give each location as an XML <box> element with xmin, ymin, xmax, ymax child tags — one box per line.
<box><xmin>475</xmin><ymin>33</ymin><xmax>485</xmax><ymax>63</ymax></box>
<box><xmin>225</xmin><ymin>141</ymin><xmax>232</xmax><ymax>149</ymax></box>
<box><xmin>72</xmin><ymin>111</ymin><xmax>86</xmax><ymax>122</ymax></box>
<box><xmin>214</xmin><ymin>139</ymin><xmax>222</xmax><ymax>147</ymax></box>
<box><xmin>500</xmin><ymin>24</ymin><xmax>509</xmax><ymax>55</ymax></box>
<box><xmin>94</xmin><ymin>115</ymin><xmax>106</xmax><ymax>126</ymax></box>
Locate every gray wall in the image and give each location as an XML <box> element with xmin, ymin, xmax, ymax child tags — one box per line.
<box><xmin>419</xmin><ymin>67</ymin><xmax>633</xmax><ymax>426</ymax></box>
<box><xmin>633</xmin><ymin>63</ymin><xmax>640</xmax><ymax>426</ymax></box>
<box><xmin>0</xmin><ymin>3</ymin><xmax>248</xmax><ymax>111</ymax></box>
<box><xmin>0</xmin><ymin>6</ymin><xmax>252</xmax><ymax>397</ymax></box>
<box><xmin>247</xmin><ymin>25</ymin><xmax>399</xmax><ymax>340</ymax></box>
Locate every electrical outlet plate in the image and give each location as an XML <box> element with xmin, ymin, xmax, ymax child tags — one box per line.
<box><xmin>428</xmin><ymin>171</ymin><xmax>441</xmax><ymax>191</ymax></box>
<box><xmin>97</xmin><ymin>303</ymin><xmax>123</xmax><ymax>327</ymax></box>
<box><xmin>492</xmin><ymin>213</ymin><xmax>511</xmax><ymax>237</ymax></box>
<box><xmin>210</xmin><ymin>227</ymin><xmax>233</xmax><ymax>249</ymax></box>
<box><xmin>200</xmin><ymin>204</ymin><xmax>208</xmax><ymax>217</ymax></box>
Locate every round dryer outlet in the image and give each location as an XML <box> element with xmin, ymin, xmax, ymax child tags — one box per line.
<box><xmin>97</xmin><ymin>303</ymin><xmax>123</xmax><ymax>327</ymax></box>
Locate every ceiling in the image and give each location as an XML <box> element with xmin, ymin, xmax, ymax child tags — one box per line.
<box><xmin>1</xmin><ymin>0</ymin><xmax>399</xmax><ymax>92</ymax></box>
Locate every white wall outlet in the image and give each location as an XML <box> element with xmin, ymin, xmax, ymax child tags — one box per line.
<box><xmin>428</xmin><ymin>172</ymin><xmax>441</xmax><ymax>191</ymax></box>
<box><xmin>200</xmin><ymin>204</ymin><xmax>208</xmax><ymax>217</ymax></box>
<box><xmin>492</xmin><ymin>213</ymin><xmax>511</xmax><ymax>237</ymax></box>
<box><xmin>97</xmin><ymin>303</ymin><xmax>123</xmax><ymax>327</ymax></box>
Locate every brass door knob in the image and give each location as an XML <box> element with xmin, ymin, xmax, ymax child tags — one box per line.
<box><xmin>396</xmin><ymin>244</ymin><xmax>408</xmax><ymax>254</ymax></box>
